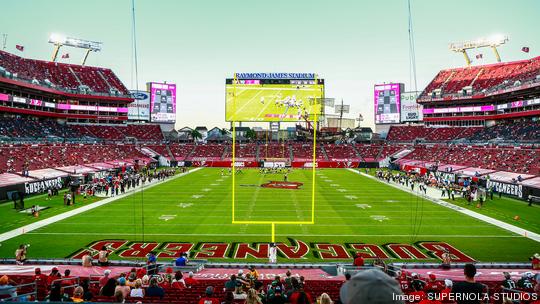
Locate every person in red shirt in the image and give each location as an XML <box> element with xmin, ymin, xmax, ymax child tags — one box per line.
<box><xmin>46</xmin><ymin>267</ymin><xmax>60</xmax><ymax>286</ymax></box>
<box><xmin>99</xmin><ymin>270</ymin><xmax>111</xmax><ymax>288</ymax></box>
<box><xmin>397</xmin><ymin>271</ymin><xmax>411</xmax><ymax>293</ymax></box>
<box><xmin>532</xmin><ymin>253</ymin><xmax>540</xmax><ymax>270</ymax></box>
<box><xmin>198</xmin><ymin>286</ymin><xmax>220</xmax><ymax>304</ymax></box>
<box><xmin>289</xmin><ymin>288</ymin><xmax>313</xmax><ymax>304</ymax></box>
<box><xmin>353</xmin><ymin>253</ymin><xmax>364</xmax><ymax>267</ymax></box>
<box><xmin>184</xmin><ymin>271</ymin><xmax>198</xmax><ymax>287</ymax></box>
<box><xmin>424</xmin><ymin>274</ymin><xmax>444</xmax><ymax>293</ymax></box>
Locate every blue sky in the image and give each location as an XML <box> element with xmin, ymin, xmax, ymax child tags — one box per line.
<box><xmin>1</xmin><ymin>0</ymin><xmax>538</xmax><ymax>128</ymax></box>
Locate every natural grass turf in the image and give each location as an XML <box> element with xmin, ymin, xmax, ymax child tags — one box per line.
<box><xmin>442</xmin><ymin>195</ymin><xmax>540</xmax><ymax>234</ymax></box>
<box><xmin>0</xmin><ymin>190</ymin><xmax>101</xmax><ymax>233</ymax></box>
<box><xmin>0</xmin><ymin>168</ymin><xmax>538</xmax><ymax>262</ymax></box>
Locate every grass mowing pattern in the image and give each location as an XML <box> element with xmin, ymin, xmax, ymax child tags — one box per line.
<box><xmin>0</xmin><ymin>168</ymin><xmax>538</xmax><ymax>262</ymax></box>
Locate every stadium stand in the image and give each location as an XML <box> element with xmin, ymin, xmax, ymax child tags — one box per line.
<box><xmin>404</xmin><ymin>144</ymin><xmax>540</xmax><ymax>174</ymax></box>
<box><xmin>0</xmin><ymin>50</ymin><xmax>129</xmax><ymax>95</ymax></box>
<box><xmin>323</xmin><ymin>144</ymin><xmax>362</xmax><ymax>161</ymax></box>
<box><xmin>0</xmin><ymin>143</ymin><xmax>149</xmax><ymax>173</ymax></box>
<box><xmin>420</xmin><ymin>56</ymin><xmax>540</xmax><ymax>98</ymax></box>
<box><xmin>169</xmin><ymin>143</ymin><xmax>196</xmax><ymax>161</ymax></box>
<box><xmin>259</xmin><ymin>143</ymin><xmax>290</xmax><ymax>160</ymax></box>
<box><xmin>468</xmin><ymin>120</ymin><xmax>540</xmax><ymax>141</ymax></box>
<box><xmin>291</xmin><ymin>143</ymin><xmax>326</xmax><ymax>160</ymax></box>
<box><xmin>187</xmin><ymin>144</ymin><xmax>226</xmax><ymax>161</ymax></box>
<box><xmin>223</xmin><ymin>143</ymin><xmax>258</xmax><ymax>160</ymax></box>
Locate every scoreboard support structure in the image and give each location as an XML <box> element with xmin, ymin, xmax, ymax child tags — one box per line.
<box><xmin>230</xmin><ymin>73</ymin><xmax>319</xmax><ymax>243</ymax></box>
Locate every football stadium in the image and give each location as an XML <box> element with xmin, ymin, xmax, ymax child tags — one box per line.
<box><xmin>0</xmin><ymin>0</ymin><xmax>539</xmax><ymax>303</ymax></box>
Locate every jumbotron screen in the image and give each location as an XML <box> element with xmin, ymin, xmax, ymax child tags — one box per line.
<box><xmin>374</xmin><ymin>83</ymin><xmax>403</xmax><ymax>124</ymax></box>
<box><xmin>225</xmin><ymin>76</ymin><xmax>324</xmax><ymax>122</ymax></box>
<box><xmin>148</xmin><ymin>82</ymin><xmax>176</xmax><ymax>123</ymax></box>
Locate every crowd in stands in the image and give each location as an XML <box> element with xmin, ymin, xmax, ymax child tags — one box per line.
<box><xmin>1</xmin><ymin>260</ymin><xmax>539</xmax><ymax>303</ymax></box>
<box><xmin>404</xmin><ymin>145</ymin><xmax>540</xmax><ymax>175</ymax></box>
<box><xmin>0</xmin><ymin>143</ymin><xmax>148</xmax><ymax>173</ymax></box>
<box><xmin>0</xmin><ymin>116</ymin><xmax>165</xmax><ymax>141</ymax></box>
<box><xmin>386</xmin><ymin>125</ymin><xmax>484</xmax><ymax>142</ymax></box>
<box><xmin>420</xmin><ymin>55</ymin><xmax>540</xmax><ymax>98</ymax></box>
<box><xmin>0</xmin><ymin>50</ymin><xmax>129</xmax><ymax>95</ymax></box>
<box><xmin>468</xmin><ymin>120</ymin><xmax>540</xmax><ymax>141</ymax></box>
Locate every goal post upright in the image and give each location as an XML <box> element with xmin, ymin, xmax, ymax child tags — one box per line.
<box><xmin>230</xmin><ymin>72</ymin><xmax>321</xmax><ymax>244</ymax></box>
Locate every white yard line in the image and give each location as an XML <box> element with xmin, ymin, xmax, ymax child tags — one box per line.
<box><xmin>347</xmin><ymin>168</ymin><xmax>540</xmax><ymax>243</ymax></box>
<box><xmin>0</xmin><ymin>168</ymin><xmax>203</xmax><ymax>243</ymax></box>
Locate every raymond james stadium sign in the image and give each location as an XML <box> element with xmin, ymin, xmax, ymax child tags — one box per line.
<box><xmin>70</xmin><ymin>238</ymin><xmax>475</xmax><ymax>262</ymax></box>
<box><xmin>235</xmin><ymin>73</ymin><xmax>315</xmax><ymax>80</ymax></box>
<box><xmin>486</xmin><ymin>180</ymin><xmax>523</xmax><ymax>199</ymax></box>
<box><xmin>24</xmin><ymin>177</ymin><xmax>63</xmax><ymax>195</ymax></box>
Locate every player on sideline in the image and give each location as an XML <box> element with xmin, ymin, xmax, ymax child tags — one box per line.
<box><xmin>268</xmin><ymin>243</ymin><xmax>277</xmax><ymax>264</ymax></box>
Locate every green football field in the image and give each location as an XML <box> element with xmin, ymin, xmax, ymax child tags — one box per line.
<box><xmin>0</xmin><ymin>168</ymin><xmax>539</xmax><ymax>263</ymax></box>
<box><xmin>225</xmin><ymin>84</ymin><xmax>323</xmax><ymax>122</ymax></box>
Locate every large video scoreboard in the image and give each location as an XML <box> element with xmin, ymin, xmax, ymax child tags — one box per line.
<box><xmin>225</xmin><ymin>73</ymin><xmax>324</xmax><ymax>122</ymax></box>
<box><xmin>148</xmin><ymin>82</ymin><xmax>176</xmax><ymax>123</ymax></box>
<box><xmin>374</xmin><ymin>83</ymin><xmax>404</xmax><ymax>124</ymax></box>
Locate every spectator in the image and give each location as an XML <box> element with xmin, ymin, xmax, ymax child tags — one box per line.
<box><xmin>234</xmin><ymin>283</ymin><xmax>247</xmax><ymax>300</ymax></box>
<box><xmin>172</xmin><ymin>271</ymin><xmax>186</xmax><ymax>289</ymax></box>
<box><xmin>249</xmin><ymin>266</ymin><xmax>260</xmax><ymax>281</ymax></box>
<box><xmin>0</xmin><ymin>275</ymin><xmax>17</xmax><ymax>300</ymax></box>
<box><xmin>245</xmin><ymin>288</ymin><xmax>263</xmax><ymax>304</ymax></box>
<box><xmin>289</xmin><ymin>287</ymin><xmax>313</xmax><ymax>304</ymax></box>
<box><xmin>100</xmin><ymin>269</ymin><xmax>111</xmax><ymax>288</ymax></box>
<box><xmin>14</xmin><ymin>244</ymin><xmax>27</xmax><ymax>265</ymax></box>
<box><xmin>146</xmin><ymin>277</ymin><xmax>164</xmax><ymax>299</ymax></box>
<box><xmin>353</xmin><ymin>253</ymin><xmax>364</xmax><ymax>267</ymax></box>
<box><xmin>222</xmin><ymin>291</ymin><xmax>235</xmax><ymax>304</ymax></box>
<box><xmin>175</xmin><ymin>251</ymin><xmax>188</xmax><ymax>266</ymax></box>
<box><xmin>98</xmin><ymin>246</ymin><xmax>110</xmax><ymax>266</ymax></box>
<box><xmin>80</xmin><ymin>279</ymin><xmax>94</xmax><ymax>301</ymax></box>
<box><xmin>115</xmin><ymin>277</ymin><xmax>131</xmax><ymax>299</ymax></box>
<box><xmin>100</xmin><ymin>278</ymin><xmax>117</xmax><ymax>297</ymax></box>
<box><xmin>451</xmin><ymin>263</ymin><xmax>485</xmax><ymax>304</ymax></box>
<box><xmin>147</xmin><ymin>251</ymin><xmax>158</xmax><ymax>275</ymax></box>
<box><xmin>225</xmin><ymin>274</ymin><xmax>237</xmax><ymax>291</ymax></box>
<box><xmin>318</xmin><ymin>293</ymin><xmax>333</xmax><ymax>304</ymax></box>
<box><xmin>531</xmin><ymin>253</ymin><xmax>540</xmax><ymax>270</ymax></box>
<box><xmin>198</xmin><ymin>286</ymin><xmax>220</xmax><ymax>304</ymax></box>
<box><xmin>114</xmin><ymin>289</ymin><xmax>125</xmax><ymax>303</ymax></box>
<box><xmin>339</xmin><ymin>269</ymin><xmax>404</xmax><ymax>304</ymax></box>
<box><xmin>440</xmin><ymin>279</ymin><xmax>452</xmax><ymax>303</ymax></box>
<box><xmin>47</xmin><ymin>267</ymin><xmax>60</xmax><ymax>286</ymax></box>
<box><xmin>71</xmin><ymin>286</ymin><xmax>84</xmax><ymax>303</ymax></box>
<box><xmin>33</xmin><ymin>267</ymin><xmax>48</xmax><ymax>290</ymax></box>
<box><xmin>47</xmin><ymin>282</ymin><xmax>70</xmax><ymax>302</ymax></box>
<box><xmin>185</xmin><ymin>271</ymin><xmax>198</xmax><ymax>287</ymax></box>
<box><xmin>130</xmin><ymin>279</ymin><xmax>144</xmax><ymax>298</ymax></box>
<box><xmin>82</xmin><ymin>253</ymin><xmax>93</xmax><ymax>267</ymax></box>
<box><xmin>267</xmin><ymin>286</ymin><xmax>285</xmax><ymax>304</ymax></box>
<box><xmin>126</xmin><ymin>273</ymin><xmax>137</xmax><ymax>288</ymax></box>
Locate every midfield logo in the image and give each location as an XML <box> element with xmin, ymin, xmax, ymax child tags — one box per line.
<box><xmin>261</xmin><ymin>181</ymin><xmax>303</xmax><ymax>190</ymax></box>
<box><xmin>69</xmin><ymin>238</ymin><xmax>475</xmax><ymax>262</ymax></box>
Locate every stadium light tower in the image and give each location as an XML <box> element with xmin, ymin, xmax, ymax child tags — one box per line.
<box><xmin>48</xmin><ymin>33</ymin><xmax>102</xmax><ymax>65</ymax></box>
<box><xmin>449</xmin><ymin>34</ymin><xmax>508</xmax><ymax>66</ymax></box>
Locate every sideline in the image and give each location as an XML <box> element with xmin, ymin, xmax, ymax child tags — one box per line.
<box><xmin>347</xmin><ymin>168</ymin><xmax>540</xmax><ymax>243</ymax></box>
<box><xmin>0</xmin><ymin>168</ymin><xmax>203</xmax><ymax>243</ymax></box>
